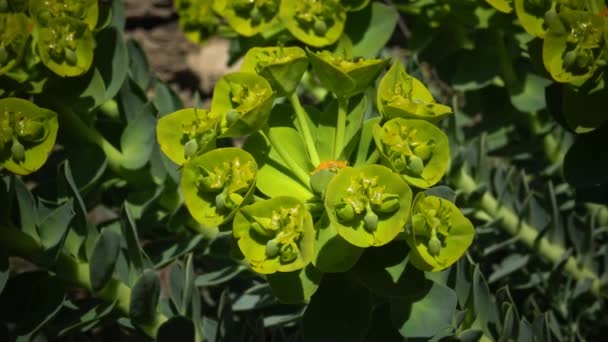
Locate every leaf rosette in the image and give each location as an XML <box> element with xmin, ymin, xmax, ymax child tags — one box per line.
<box><xmin>241</xmin><ymin>46</ymin><xmax>309</xmax><ymax>96</ymax></box>
<box><xmin>211</xmin><ymin>72</ymin><xmax>275</xmax><ymax>138</ymax></box>
<box><xmin>0</xmin><ymin>97</ymin><xmax>58</xmax><ymax>175</ymax></box>
<box><xmin>373</xmin><ymin>118</ymin><xmax>449</xmax><ymax>189</ymax></box>
<box><xmin>308</xmin><ymin>50</ymin><xmax>389</xmax><ymax>99</ymax></box>
<box><xmin>175</xmin><ymin>0</ymin><xmax>219</xmax><ymax>43</ymax></box>
<box><xmin>215</xmin><ymin>0</ymin><xmax>280</xmax><ymax>37</ymax></box>
<box><xmin>36</xmin><ymin>17</ymin><xmax>94</xmax><ymax>77</ymax></box>
<box><xmin>233</xmin><ymin>196</ymin><xmax>315</xmax><ymax>274</ymax></box>
<box><xmin>280</xmin><ymin>0</ymin><xmax>346</xmax><ymax>47</ymax></box>
<box><xmin>543</xmin><ymin>8</ymin><xmax>605</xmax><ymax>84</ymax></box>
<box><xmin>181</xmin><ymin>148</ymin><xmax>257</xmax><ymax>228</ymax></box>
<box><xmin>377</xmin><ymin>61</ymin><xmax>452</xmax><ymax>122</ymax></box>
<box><xmin>324</xmin><ymin>164</ymin><xmax>413</xmax><ymax>248</ymax></box>
<box><xmin>29</xmin><ymin>0</ymin><xmax>98</xmax><ymax>30</ymax></box>
<box><xmin>157</xmin><ymin>108</ymin><xmax>220</xmax><ymax>165</ymax></box>
<box><xmin>405</xmin><ymin>193</ymin><xmax>475</xmax><ymax>272</ymax></box>
<box><xmin>0</xmin><ymin>13</ymin><xmax>29</xmax><ymax>75</ymax></box>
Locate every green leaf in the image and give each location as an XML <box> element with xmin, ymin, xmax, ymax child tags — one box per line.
<box><xmin>181</xmin><ymin>148</ymin><xmax>257</xmax><ymax>228</ymax></box>
<box><xmin>95</xmin><ymin>27</ymin><xmax>129</xmax><ymax>103</ymax></box>
<box><xmin>233</xmin><ymin>196</ymin><xmax>315</xmax><ymax>274</ymax></box>
<box><xmin>303</xmin><ymin>273</ymin><xmax>371</xmax><ymax>342</ymax></box>
<box><xmin>267</xmin><ymin>264</ymin><xmax>323</xmax><ymax>303</ymax></box>
<box><xmin>344</xmin><ymin>2</ymin><xmax>398</xmax><ymax>57</ymax></box>
<box><xmin>354</xmin><ymin>117</ymin><xmax>380</xmax><ymax>166</ymax></box>
<box><xmin>129</xmin><ymin>270</ymin><xmax>161</xmax><ymax>325</ymax></box>
<box><xmin>14</xmin><ymin>176</ymin><xmax>38</xmax><ymax>239</ymax></box>
<box><xmin>510</xmin><ymin>73</ymin><xmax>551</xmax><ymax>113</ymax></box>
<box><xmin>280</xmin><ymin>0</ymin><xmax>347</xmax><ymax>47</ymax></box>
<box><xmin>486</xmin><ymin>0</ymin><xmax>513</xmax><ymax>13</ymax></box>
<box><xmin>390</xmin><ymin>282</ymin><xmax>457</xmax><ymax>338</ymax></box>
<box><xmin>120</xmin><ymin>102</ymin><xmax>157</xmax><ymax>170</ymax></box>
<box><xmin>194</xmin><ymin>265</ymin><xmax>246</xmax><ymax>287</ymax></box>
<box><xmin>324</xmin><ymin>164</ymin><xmax>413</xmax><ymax>247</ymax></box>
<box><xmin>37</xmin><ymin>199</ymin><xmax>75</xmax><ymax>256</ymax></box>
<box><xmin>154</xmin><ymin>81</ymin><xmax>184</xmax><ymax>117</ymax></box>
<box><xmin>118</xmin><ymin>77</ymin><xmax>148</xmax><ymax>123</ymax></box>
<box><xmin>127</xmin><ymin>39</ymin><xmax>151</xmax><ymax>91</ymax></box>
<box><xmin>90</xmin><ymin>229</ymin><xmax>122</xmax><ymax>292</ymax></box>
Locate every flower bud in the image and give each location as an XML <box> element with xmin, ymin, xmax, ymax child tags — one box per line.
<box><xmin>428</xmin><ymin>235</ymin><xmax>441</xmax><ymax>257</ymax></box>
<box><xmin>335</xmin><ymin>202</ymin><xmax>355</xmax><ymax>222</ymax></box>
<box><xmin>413</xmin><ymin>143</ymin><xmax>433</xmax><ymax>161</ymax></box>
<box><xmin>64</xmin><ymin>47</ymin><xmax>77</xmax><ymax>66</ymax></box>
<box><xmin>378</xmin><ymin>194</ymin><xmax>400</xmax><ymax>214</ymax></box>
<box><xmin>313</xmin><ymin>19</ymin><xmax>327</xmax><ymax>36</ymax></box>
<box><xmin>364</xmin><ymin>210</ymin><xmax>378</xmax><ymax>232</ymax></box>
<box><xmin>184</xmin><ymin>138</ymin><xmax>199</xmax><ymax>159</ymax></box>
<box><xmin>407</xmin><ymin>155</ymin><xmax>424</xmax><ymax>176</ymax></box>
<box><xmin>265</xmin><ymin>239</ymin><xmax>280</xmax><ymax>258</ymax></box>
<box><xmin>250</xmin><ymin>7</ymin><xmax>262</xmax><ymax>25</ymax></box>
<box><xmin>11</xmin><ymin>139</ymin><xmax>25</xmax><ymax>163</ymax></box>
<box><xmin>563</xmin><ymin>50</ymin><xmax>577</xmax><ymax>69</ymax></box>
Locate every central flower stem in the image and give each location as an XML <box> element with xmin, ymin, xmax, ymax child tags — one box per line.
<box><xmin>289</xmin><ymin>92</ymin><xmax>321</xmax><ymax>166</ymax></box>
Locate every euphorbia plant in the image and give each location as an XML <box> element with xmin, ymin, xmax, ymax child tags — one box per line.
<box><xmin>156</xmin><ymin>46</ymin><xmax>475</xmax><ymax>303</ymax></box>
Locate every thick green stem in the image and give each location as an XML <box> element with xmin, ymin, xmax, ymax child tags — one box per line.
<box><xmin>451</xmin><ymin>169</ymin><xmax>602</xmax><ymax>297</ymax></box>
<box><xmin>366</xmin><ymin>150</ymin><xmax>380</xmax><ymax>165</ymax></box>
<box><xmin>0</xmin><ymin>226</ymin><xmax>167</xmax><ymax>337</ymax></box>
<box><xmin>288</xmin><ymin>93</ymin><xmax>321</xmax><ymax>167</ymax></box>
<box><xmin>56</xmin><ymin>106</ymin><xmax>124</xmax><ymax>172</ymax></box>
<box><xmin>259</xmin><ymin>129</ymin><xmax>311</xmax><ymax>190</ymax></box>
<box><xmin>334</xmin><ymin>97</ymin><xmax>348</xmax><ymax>159</ymax></box>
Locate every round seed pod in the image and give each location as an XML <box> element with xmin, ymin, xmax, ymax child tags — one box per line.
<box><xmin>184</xmin><ymin>138</ymin><xmax>199</xmax><ymax>159</ymax></box>
<box><xmin>11</xmin><ymin>140</ymin><xmax>25</xmax><ymax>163</ymax></box>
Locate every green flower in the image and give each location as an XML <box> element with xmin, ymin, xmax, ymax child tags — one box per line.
<box><xmin>0</xmin><ymin>97</ymin><xmax>58</xmax><ymax>175</ymax></box>
<box><xmin>377</xmin><ymin>61</ymin><xmax>452</xmax><ymax>122</ymax></box>
<box><xmin>181</xmin><ymin>148</ymin><xmax>257</xmax><ymax>228</ymax></box>
<box><xmin>241</xmin><ymin>46</ymin><xmax>309</xmax><ymax>96</ymax></box>
<box><xmin>36</xmin><ymin>17</ymin><xmax>94</xmax><ymax>77</ymax></box>
<box><xmin>233</xmin><ymin>196</ymin><xmax>315</xmax><ymax>274</ymax></box>
<box><xmin>29</xmin><ymin>0</ymin><xmax>98</xmax><ymax>30</ymax></box>
<box><xmin>373</xmin><ymin>118</ymin><xmax>450</xmax><ymax>189</ymax></box>
<box><xmin>308</xmin><ymin>50</ymin><xmax>389</xmax><ymax>99</ymax></box>
<box><xmin>405</xmin><ymin>193</ymin><xmax>475</xmax><ymax>272</ymax></box>
<box><xmin>324</xmin><ymin>164</ymin><xmax>413</xmax><ymax>248</ymax></box>
<box><xmin>215</xmin><ymin>0</ymin><xmax>281</xmax><ymax>37</ymax></box>
<box><xmin>175</xmin><ymin>0</ymin><xmax>219</xmax><ymax>43</ymax></box>
<box><xmin>210</xmin><ymin>72</ymin><xmax>275</xmax><ymax>137</ymax></box>
<box><xmin>280</xmin><ymin>0</ymin><xmax>346</xmax><ymax>47</ymax></box>
<box><xmin>0</xmin><ymin>13</ymin><xmax>29</xmax><ymax>75</ymax></box>
<box><xmin>156</xmin><ymin>108</ymin><xmax>220</xmax><ymax>165</ymax></box>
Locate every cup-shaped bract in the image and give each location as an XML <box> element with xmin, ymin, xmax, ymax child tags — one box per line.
<box><xmin>210</xmin><ymin>72</ymin><xmax>275</xmax><ymax>138</ymax></box>
<box><xmin>181</xmin><ymin>148</ymin><xmax>257</xmax><ymax>228</ymax></box>
<box><xmin>214</xmin><ymin>0</ymin><xmax>280</xmax><ymax>37</ymax></box>
<box><xmin>280</xmin><ymin>0</ymin><xmax>346</xmax><ymax>47</ymax></box>
<box><xmin>373</xmin><ymin>118</ymin><xmax>449</xmax><ymax>189</ymax></box>
<box><xmin>36</xmin><ymin>17</ymin><xmax>94</xmax><ymax>77</ymax></box>
<box><xmin>241</xmin><ymin>46</ymin><xmax>309</xmax><ymax>96</ymax></box>
<box><xmin>157</xmin><ymin>108</ymin><xmax>220</xmax><ymax>165</ymax></box>
<box><xmin>0</xmin><ymin>97</ymin><xmax>58</xmax><ymax>175</ymax></box>
<box><xmin>324</xmin><ymin>165</ymin><xmax>413</xmax><ymax>248</ymax></box>
<box><xmin>514</xmin><ymin>0</ymin><xmax>553</xmax><ymax>38</ymax></box>
<box><xmin>175</xmin><ymin>0</ymin><xmax>219</xmax><ymax>43</ymax></box>
<box><xmin>233</xmin><ymin>196</ymin><xmax>315</xmax><ymax>274</ymax></box>
<box><xmin>0</xmin><ymin>13</ymin><xmax>29</xmax><ymax>75</ymax></box>
<box><xmin>543</xmin><ymin>8</ymin><xmax>604</xmax><ymax>84</ymax></box>
<box><xmin>377</xmin><ymin>61</ymin><xmax>452</xmax><ymax>122</ymax></box>
<box><xmin>308</xmin><ymin>50</ymin><xmax>389</xmax><ymax>99</ymax></box>
<box><xmin>29</xmin><ymin>0</ymin><xmax>98</xmax><ymax>30</ymax></box>
<box><xmin>405</xmin><ymin>193</ymin><xmax>475</xmax><ymax>272</ymax></box>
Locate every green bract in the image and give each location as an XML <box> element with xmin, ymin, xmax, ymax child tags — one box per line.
<box><xmin>29</xmin><ymin>0</ymin><xmax>98</xmax><ymax>30</ymax></box>
<box><xmin>36</xmin><ymin>17</ymin><xmax>94</xmax><ymax>77</ymax></box>
<box><xmin>241</xmin><ymin>46</ymin><xmax>309</xmax><ymax>96</ymax></box>
<box><xmin>543</xmin><ymin>8</ymin><xmax>605</xmax><ymax>84</ymax></box>
<box><xmin>181</xmin><ymin>148</ymin><xmax>257</xmax><ymax>228</ymax></box>
<box><xmin>210</xmin><ymin>72</ymin><xmax>275</xmax><ymax>137</ymax></box>
<box><xmin>215</xmin><ymin>0</ymin><xmax>281</xmax><ymax>37</ymax></box>
<box><xmin>280</xmin><ymin>0</ymin><xmax>346</xmax><ymax>47</ymax></box>
<box><xmin>308</xmin><ymin>50</ymin><xmax>389</xmax><ymax>99</ymax></box>
<box><xmin>324</xmin><ymin>164</ymin><xmax>413</xmax><ymax>248</ymax></box>
<box><xmin>377</xmin><ymin>61</ymin><xmax>452</xmax><ymax>122</ymax></box>
<box><xmin>405</xmin><ymin>193</ymin><xmax>475</xmax><ymax>272</ymax></box>
<box><xmin>373</xmin><ymin>118</ymin><xmax>449</xmax><ymax>189</ymax></box>
<box><xmin>156</xmin><ymin>108</ymin><xmax>220</xmax><ymax>165</ymax></box>
<box><xmin>486</xmin><ymin>0</ymin><xmax>513</xmax><ymax>13</ymax></box>
<box><xmin>233</xmin><ymin>196</ymin><xmax>315</xmax><ymax>274</ymax></box>
<box><xmin>175</xmin><ymin>0</ymin><xmax>219</xmax><ymax>43</ymax></box>
<box><xmin>0</xmin><ymin>97</ymin><xmax>58</xmax><ymax>175</ymax></box>
<box><xmin>0</xmin><ymin>13</ymin><xmax>29</xmax><ymax>75</ymax></box>
<box><xmin>514</xmin><ymin>0</ymin><xmax>552</xmax><ymax>38</ymax></box>
<box><xmin>340</xmin><ymin>0</ymin><xmax>370</xmax><ymax>12</ymax></box>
